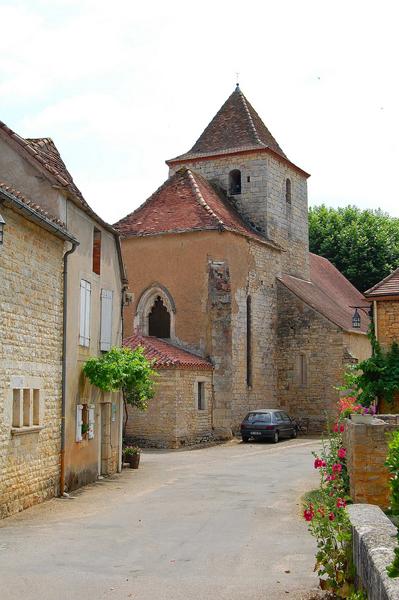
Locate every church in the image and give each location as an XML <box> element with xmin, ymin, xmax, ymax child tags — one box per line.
<box><xmin>115</xmin><ymin>86</ymin><xmax>370</xmax><ymax>447</ymax></box>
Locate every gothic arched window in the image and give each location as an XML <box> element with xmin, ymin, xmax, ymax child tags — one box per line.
<box><xmin>285</xmin><ymin>178</ymin><xmax>292</xmax><ymax>204</ymax></box>
<box><xmin>148</xmin><ymin>296</ymin><xmax>171</xmax><ymax>338</ymax></box>
<box><xmin>229</xmin><ymin>169</ymin><xmax>242</xmax><ymax>195</ymax></box>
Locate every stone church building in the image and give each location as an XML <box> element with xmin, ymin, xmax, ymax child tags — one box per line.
<box><xmin>116</xmin><ymin>86</ymin><xmax>370</xmax><ymax>447</ymax></box>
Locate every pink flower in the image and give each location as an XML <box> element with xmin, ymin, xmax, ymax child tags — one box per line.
<box><xmin>333</xmin><ymin>423</ymin><xmax>345</xmax><ymax>433</ymax></box>
<box><xmin>332</xmin><ymin>463</ymin><xmax>342</xmax><ymax>474</ymax></box>
<box><xmin>314</xmin><ymin>458</ymin><xmax>326</xmax><ymax>469</ymax></box>
<box><xmin>326</xmin><ymin>474</ymin><xmax>336</xmax><ymax>482</ymax></box>
<box><xmin>304</xmin><ymin>508</ymin><xmax>314</xmax><ymax>522</ymax></box>
<box><xmin>336</xmin><ymin>498</ymin><xmax>346</xmax><ymax>509</ymax></box>
<box><xmin>338</xmin><ymin>448</ymin><xmax>347</xmax><ymax>459</ymax></box>
<box><xmin>328</xmin><ymin>512</ymin><xmax>336</xmax><ymax>521</ymax></box>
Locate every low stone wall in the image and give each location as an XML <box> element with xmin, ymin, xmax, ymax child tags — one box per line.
<box><xmin>348</xmin><ymin>504</ymin><xmax>399</xmax><ymax>600</ymax></box>
<box><xmin>343</xmin><ymin>417</ymin><xmax>399</xmax><ymax>509</ymax></box>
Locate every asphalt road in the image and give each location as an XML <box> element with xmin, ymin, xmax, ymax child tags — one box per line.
<box><xmin>0</xmin><ymin>438</ymin><xmax>321</xmax><ymax>600</ymax></box>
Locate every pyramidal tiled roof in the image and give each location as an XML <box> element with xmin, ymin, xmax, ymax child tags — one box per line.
<box><xmin>278</xmin><ymin>254</ymin><xmax>370</xmax><ymax>334</ymax></box>
<box><xmin>114</xmin><ymin>166</ymin><xmax>280</xmax><ymax>249</ymax></box>
<box><xmin>123</xmin><ymin>334</ymin><xmax>213</xmax><ymax>370</ymax></box>
<box><xmin>364</xmin><ymin>267</ymin><xmax>399</xmax><ymax>298</ymax></box>
<box><xmin>167</xmin><ymin>86</ymin><xmax>302</xmax><ymax>168</ymax></box>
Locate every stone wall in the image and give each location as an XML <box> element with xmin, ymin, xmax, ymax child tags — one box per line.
<box><xmin>0</xmin><ymin>207</ymin><xmax>65</xmax><ymax>518</ymax></box>
<box><xmin>343</xmin><ymin>418</ymin><xmax>399</xmax><ymax>509</ymax></box>
<box><xmin>169</xmin><ymin>151</ymin><xmax>309</xmax><ymax>279</ymax></box>
<box><xmin>276</xmin><ymin>280</ymin><xmax>347</xmax><ymax>432</ymax></box>
<box><xmin>376</xmin><ymin>299</ymin><xmax>399</xmax><ymax>351</ymax></box>
<box><xmin>125</xmin><ymin>369</ymin><xmax>213</xmax><ymax>448</ymax></box>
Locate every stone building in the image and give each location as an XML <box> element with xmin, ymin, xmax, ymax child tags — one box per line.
<box><xmin>115</xmin><ymin>85</ymin><xmax>371</xmax><ymax>443</ymax></box>
<box><xmin>0</xmin><ymin>120</ymin><xmax>127</xmax><ymax>497</ymax></box>
<box><xmin>365</xmin><ymin>268</ymin><xmax>399</xmax><ymax>351</ymax></box>
<box><xmin>0</xmin><ymin>183</ymin><xmax>76</xmax><ymax>518</ymax></box>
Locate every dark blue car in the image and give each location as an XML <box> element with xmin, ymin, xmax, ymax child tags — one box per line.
<box><xmin>240</xmin><ymin>409</ymin><xmax>297</xmax><ymax>443</ymax></box>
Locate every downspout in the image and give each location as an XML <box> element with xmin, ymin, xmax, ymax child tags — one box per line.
<box><xmin>60</xmin><ymin>241</ymin><xmax>78</xmax><ymax>496</ymax></box>
<box><xmin>118</xmin><ymin>284</ymin><xmax>128</xmax><ymax>473</ymax></box>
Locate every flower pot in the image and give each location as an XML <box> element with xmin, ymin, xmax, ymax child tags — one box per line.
<box><xmin>126</xmin><ymin>453</ymin><xmax>140</xmax><ymax>469</ymax></box>
<box><xmin>351</xmin><ymin>414</ymin><xmax>374</xmax><ymax>424</ymax></box>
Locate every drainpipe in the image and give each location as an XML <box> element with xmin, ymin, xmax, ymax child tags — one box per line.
<box><xmin>118</xmin><ymin>286</ymin><xmax>127</xmax><ymax>473</ymax></box>
<box><xmin>60</xmin><ymin>241</ymin><xmax>78</xmax><ymax>496</ymax></box>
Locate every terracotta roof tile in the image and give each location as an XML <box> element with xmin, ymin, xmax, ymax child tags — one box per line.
<box><xmin>364</xmin><ymin>268</ymin><xmax>399</xmax><ymax>298</ymax></box>
<box><xmin>0</xmin><ymin>181</ymin><xmax>67</xmax><ymax>230</ymax></box>
<box><xmin>168</xmin><ymin>86</ymin><xmax>287</xmax><ymax>163</ymax></box>
<box><xmin>123</xmin><ymin>334</ymin><xmax>213</xmax><ymax>370</ymax></box>
<box><xmin>114</xmin><ymin>167</ymin><xmax>280</xmax><ymax>249</ymax></box>
<box><xmin>278</xmin><ymin>253</ymin><xmax>370</xmax><ymax>333</ymax></box>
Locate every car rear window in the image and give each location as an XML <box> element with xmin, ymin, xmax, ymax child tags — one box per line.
<box><xmin>245</xmin><ymin>413</ymin><xmax>271</xmax><ymax>423</ymax></box>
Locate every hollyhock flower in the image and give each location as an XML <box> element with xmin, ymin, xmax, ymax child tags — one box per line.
<box><xmin>332</xmin><ymin>463</ymin><xmax>342</xmax><ymax>474</ymax></box>
<box><xmin>338</xmin><ymin>447</ymin><xmax>347</xmax><ymax>459</ymax></box>
<box><xmin>326</xmin><ymin>474</ymin><xmax>336</xmax><ymax>482</ymax></box>
<box><xmin>304</xmin><ymin>508</ymin><xmax>314</xmax><ymax>522</ymax></box>
<box><xmin>336</xmin><ymin>498</ymin><xmax>346</xmax><ymax>509</ymax></box>
<box><xmin>314</xmin><ymin>458</ymin><xmax>326</xmax><ymax>469</ymax></box>
<box><xmin>329</xmin><ymin>512</ymin><xmax>336</xmax><ymax>521</ymax></box>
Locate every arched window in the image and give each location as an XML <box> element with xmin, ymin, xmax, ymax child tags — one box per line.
<box><xmin>229</xmin><ymin>169</ymin><xmax>241</xmax><ymax>195</ymax></box>
<box><xmin>148</xmin><ymin>296</ymin><xmax>171</xmax><ymax>338</ymax></box>
<box><xmin>285</xmin><ymin>178</ymin><xmax>292</xmax><ymax>204</ymax></box>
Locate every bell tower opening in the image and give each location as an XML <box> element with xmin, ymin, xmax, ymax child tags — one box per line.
<box><xmin>229</xmin><ymin>169</ymin><xmax>242</xmax><ymax>195</ymax></box>
<box><xmin>148</xmin><ymin>296</ymin><xmax>171</xmax><ymax>338</ymax></box>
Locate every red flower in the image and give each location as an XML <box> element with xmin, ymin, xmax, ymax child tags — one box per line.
<box><xmin>304</xmin><ymin>508</ymin><xmax>314</xmax><ymax>522</ymax></box>
<box><xmin>329</xmin><ymin>512</ymin><xmax>336</xmax><ymax>521</ymax></box>
<box><xmin>336</xmin><ymin>498</ymin><xmax>346</xmax><ymax>509</ymax></box>
<box><xmin>326</xmin><ymin>474</ymin><xmax>336</xmax><ymax>482</ymax></box>
<box><xmin>338</xmin><ymin>448</ymin><xmax>347</xmax><ymax>459</ymax></box>
<box><xmin>333</xmin><ymin>423</ymin><xmax>339</xmax><ymax>433</ymax></box>
<box><xmin>332</xmin><ymin>463</ymin><xmax>342</xmax><ymax>474</ymax></box>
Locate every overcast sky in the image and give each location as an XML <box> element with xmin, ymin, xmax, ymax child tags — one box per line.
<box><xmin>1</xmin><ymin>0</ymin><xmax>398</xmax><ymax>224</ymax></box>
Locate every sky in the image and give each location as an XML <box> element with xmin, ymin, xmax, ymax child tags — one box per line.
<box><xmin>0</xmin><ymin>0</ymin><xmax>398</xmax><ymax>224</ymax></box>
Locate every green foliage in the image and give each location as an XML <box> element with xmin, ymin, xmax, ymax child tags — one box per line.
<box><xmin>123</xmin><ymin>445</ymin><xmax>141</xmax><ymax>456</ymax></box>
<box><xmin>83</xmin><ymin>346</ymin><xmax>157</xmax><ymax>410</ymax></box>
<box><xmin>303</xmin><ymin>420</ymin><xmax>354</xmax><ymax>597</ymax></box>
<box><xmin>347</xmin><ymin>592</ymin><xmax>367</xmax><ymax>600</ymax></box>
<box><xmin>309</xmin><ymin>205</ymin><xmax>399</xmax><ymax>292</ymax></box>
<box><xmin>341</xmin><ymin>329</ymin><xmax>399</xmax><ymax>407</ymax></box>
<box><xmin>385</xmin><ymin>430</ymin><xmax>399</xmax><ymax>578</ymax></box>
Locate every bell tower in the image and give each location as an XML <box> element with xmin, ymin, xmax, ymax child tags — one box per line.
<box><xmin>166</xmin><ymin>85</ymin><xmax>311</xmax><ymax>279</ymax></box>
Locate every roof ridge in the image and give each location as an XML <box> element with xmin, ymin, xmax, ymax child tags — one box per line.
<box><xmin>186</xmin><ymin>169</ymin><xmax>225</xmax><ymax>230</ymax></box>
<box><xmin>237</xmin><ymin>89</ymin><xmax>264</xmax><ymax>146</ymax></box>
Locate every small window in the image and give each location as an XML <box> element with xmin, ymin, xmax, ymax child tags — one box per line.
<box><xmin>285</xmin><ymin>178</ymin><xmax>292</xmax><ymax>204</ymax></box>
<box><xmin>79</xmin><ymin>280</ymin><xmax>91</xmax><ymax>347</ymax></box>
<box><xmin>197</xmin><ymin>382</ymin><xmax>206</xmax><ymax>410</ymax></box>
<box><xmin>299</xmin><ymin>354</ymin><xmax>307</xmax><ymax>385</ymax></box>
<box><xmin>148</xmin><ymin>296</ymin><xmax>170</xmax><ymax>338</ymax></box>
<box><xmin>246</xmin><ymin>296</ymin><xmax>252</xmax><ymax>387</ymax></box>
<box><xmin>247</xmin><ymin>175</ymin><xmax>250</xmax><ymax>183</ymax></box>
<box><xmin>92</xmin><ymin>228</ymin><xmax>101</xmax><ymax>275</ymax></box>
<box><xmin>229</xmin><ymin>169</ymin><xmax>241</xmax><ymax>195</ymax></box>
<box><xmin>12</xmin><ymin>388</ymin><xmax>41</xmax><ymax>429</ymax></box>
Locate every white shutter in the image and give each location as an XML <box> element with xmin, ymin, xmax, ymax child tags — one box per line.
<box><xmin>88</xmin><ymin>404</ymin><xmax>95</xmax><ymax>440</ymax></box>
<box><xmin>79</xmin><ymin>280</ymin><xmax>91</xmax><ymax>346</ymax></box>
<box><xmin>76</xmin><ymin>404</ymin><xmax>83</xmax><ymax>442</ymax></box>
<box><xmin>100</xmin><ymin>289</ymin><xmax>113</xmax><ymax>351</ymax></box>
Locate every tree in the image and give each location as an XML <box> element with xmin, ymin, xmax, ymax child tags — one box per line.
<box><xmin>309</xmin><ymin>205</ymin><xmax>399</xmax><ymax>292</ymax></box>
<box><xmin>83</xmin><ymin>346</ymin><xmax>157</xmax><ymax>433</ymax></box>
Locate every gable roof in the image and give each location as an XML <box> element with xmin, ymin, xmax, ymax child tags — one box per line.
<box><xmin>0</xmin><ymin>181</ymin><xmax>77</xmax><ymax>243</ymax></box>
<box><xmin>114</xmin><ymin>166</ymin><xmax>281</xmax><ymax>250</ymax></box>
<box><xmin>123</xmin><ymin>334</ymin><xmax>213</xmax><ymax>370</ymax></box>
<box><xmin>167</xmin><ymin>86</ymin><xmax>309</xmax><ymax>177</ymax></box>
<box><xmin>364</xmin><ymin>268</ymin><xmax>399</xmax><ymax>298</ymax></box>
<box><xmin>278</xmin><ymin>253</ymin><xmax>370</xmax><ymax>334</ymax></box>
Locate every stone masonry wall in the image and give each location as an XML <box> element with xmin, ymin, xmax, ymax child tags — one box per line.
<box><xmin>0</xmin><ymin>207</ymin><xmax>64</xmax><ymax>518</ymax></box>
<box><xmin>376</xmin><ymin>300</ymin><xmax>399</xmax><ymax>351</ymax></box>
<box><xmin>343</xmin><ymin>418</ymin><xmax>399</xmax><ymax>509</ymax></box>
<box><xmin>126</xmin><ymin>369</ymin><xmax>213</xmax><ymax>448</ymax></box>
<box><xmin>169</xmin><ymin>151</ymin><xmax>309</xmax><ymax>279</ymax></box>
<box><xmin>276</xmin><ymin>281</ymin><xmax>346</xmax><ymax>432</ymax></box>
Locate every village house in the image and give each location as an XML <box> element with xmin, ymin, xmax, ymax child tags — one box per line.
<box><xmin>0</xmin><ymin>121</ymin><xmax>127</xmax><ymax>509</ymax></box>
<box><xmin>116</xmin><ymin>86</ymin><xmax>371</xmax><ymax>447</ymax></box>
<box><xmin>0</xmin><ymin>183</ymin><xmax>76</xmax><ymax>518</ymax></box>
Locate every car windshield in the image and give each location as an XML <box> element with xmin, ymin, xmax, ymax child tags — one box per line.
<box><xmin>245</xmin><ymin>413</ymin><xmax>271</xmax><ymax>423</ymax></box>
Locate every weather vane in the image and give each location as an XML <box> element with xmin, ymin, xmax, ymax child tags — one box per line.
<box><xmin>235</xmin><ymin>72</ymin><xmax>240</xmax><ymax>89</ymax></box>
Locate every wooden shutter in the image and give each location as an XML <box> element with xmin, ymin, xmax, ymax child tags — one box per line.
<box><xmin>76</xmin><ymin>404</ymin><xmax>83</xmax><ymax>442</ymax></box>
<box><xmin>79</xmin><ymin>280</ymin><xmax>91</xmax><ymax>346</ymax></box>
<box><xmin>88</xmin><ymin>404</ymin><xmax>95</xmax><ymax>439</ymax></box>
<box><xmin>100</xmin><ymin>289</ymin><xmax>113</xmax><ymax>351</ymax></box>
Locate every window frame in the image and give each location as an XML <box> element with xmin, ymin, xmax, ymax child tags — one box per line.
<box><xmin>79</xmin><ymin>279</ymin><xmax>91</xmax><ymax>347</ymax></box>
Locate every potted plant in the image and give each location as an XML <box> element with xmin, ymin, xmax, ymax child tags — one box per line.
<box><xmin>350</xmin><ymin>405</ymin><xmax>376</xmax><ymax>424</ymax></box>
<box><xmin>338</xmin><ymin>396</ymin><xmax>376</xmax><ymax>424</ymax></box>
<box><xmin>123</xmin><ymin>446</ymin><xmax>141</xmax><ymax>469</ymax></box>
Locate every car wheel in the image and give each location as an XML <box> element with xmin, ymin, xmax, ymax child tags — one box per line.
<box><xmin>242</xmin><ymin>436</ymin><xmax>250</xmax><ymax>443</ymax></box>
<box><xmin>273</xmin><ymin>431</ymin><xmax>279</xmax><ymax>444</ymax></box>
<box><xmin>291</xmin><ymin>428</ymin><xmax>297</xmax><ymax>439</ymax></box>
